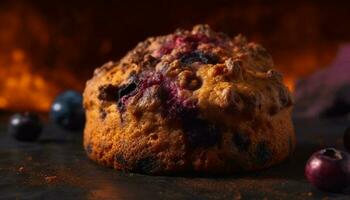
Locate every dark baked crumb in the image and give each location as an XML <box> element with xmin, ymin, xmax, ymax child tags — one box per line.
<box><xmin>255</xmin><ymin>142</ymin><xmax>272</xmax><ymax>165</ymax></box>
<box><xmin>180</xmin><ymin>51</ymin><xmax>219</xmax><ymax>65</ymax></box>
<box><xmin>233</xmin><ymin>131</ymin><xmax>251</xmax><ymax>152</ymax></box>
<box><xmin>98</xmin><ymin>84</ymin><xmax>119</xmax><ymax>101</ymax></box>
<box><xmin>114</xmin><ymin>153</ymin><xmax>128</xmax><ymax>166</ymax></box>
<box><xmin>141</xmin><ymin>55</ymin><xmax>159</xmax><ymax>68</ymax></box>
<box><xmin>182</xmin><ymin>115</ymin><xmax>222</xmax><ymax>148</ymax></box>
<box><xmin>134</xmin><ymin>156</ymin><xmax>159</xmax><ymax>174</ymax></box>
<box><xmin>239</xmin><ymin>91</ymin><xmax>262</xmax><ymax>116</ymax></box>
<box><xmin>268</xmin><ymin>105</ymin><xmax>279</xmax><ymax>116</ymax></box>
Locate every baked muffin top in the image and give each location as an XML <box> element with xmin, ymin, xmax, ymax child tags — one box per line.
<box><xmin>84</xmin><ymin>24</ymin><xmax>292</xmax><ymax>147</ymax></box>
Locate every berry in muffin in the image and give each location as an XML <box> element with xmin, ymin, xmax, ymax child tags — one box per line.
<box><xmin>83</xmin><ymin>25</ymin><xmax>295</xmax><ymax>175</ymax></box>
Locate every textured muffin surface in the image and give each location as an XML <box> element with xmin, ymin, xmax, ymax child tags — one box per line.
<box><xmin>83</xmin><ymin>25</ymin><xmax>295</xmax><ymax>175</ymax></box>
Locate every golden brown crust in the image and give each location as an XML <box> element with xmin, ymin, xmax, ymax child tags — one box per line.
<box><xmin>83</xmin><ymin>24</ymin><xmax>295</xmax><ymax>175</ymax></box>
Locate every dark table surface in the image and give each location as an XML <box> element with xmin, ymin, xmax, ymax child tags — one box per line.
<box><xmin>1</xmin><ymin>114</ymin><xmax>350</xmax><ymax>200</ymax></box>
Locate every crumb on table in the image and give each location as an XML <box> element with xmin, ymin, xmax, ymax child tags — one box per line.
<box><xmin>45</xmin><ymin>175</ymin><xmax>58</xmax><ymax>183</ymax></box>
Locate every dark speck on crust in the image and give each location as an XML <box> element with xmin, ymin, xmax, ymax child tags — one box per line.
<box><xmin>115</xmin><ymin>153</ymin><xmax>128</xmax><ymax>166</ymax></box>
<box><xmin>182</xmin><ymin>115</ymin><xmax>222</xmax><ymax>148</ymax></box>
<box><xmin>134</xmin><ymin>156</ymin><xmax>158</xmax><ymax>174</ymax></box>
<box><xmin>98</xmin><ymin>84</ymin><xmax>119</xmax><ymax>101</ymax></box>
<box><xmin>255</xmin><ymin>142</ymin><xmax>272</xmax><ymax>165</ymax></box>
<box><xmin>233</xmin><ymin>131</ymin><xmax>251</xmax><ymax>152</ymax></box>
<box><xmin>141</xmin><ymin>55</ymin><xmax>159</xmax><ymax>68</ymax></box>
<box><xmin>268</xmin><ymin>105</ymin><xmax>279</xmax><ymax>116</ymax></box>
<box><xmin>180</xmin><ymin>51</ymin><xmax>219</xmax><ymax>65</ymax></box>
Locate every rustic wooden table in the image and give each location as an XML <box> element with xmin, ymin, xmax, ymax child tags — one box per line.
<box><xmin>0</xmin><ymin>114</ymin><xmax>349</xmax><ymax>200</ymax></box>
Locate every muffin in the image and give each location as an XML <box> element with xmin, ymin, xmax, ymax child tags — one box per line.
<box><xmin>83</xmin><ymin>25</ymin><xmax>295</xmax><ymax>175</ymax></box>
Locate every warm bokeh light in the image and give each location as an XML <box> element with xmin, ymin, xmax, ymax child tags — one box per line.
<box><xmin>0</xmin><ymin>49</ymin><xmax>59</xmax><ymax>111</ymax></box>
<box><xmin>0</xmin><ymin>4</ymin><xmax>83</xmax><ymax>112</ymax></box>
<box><xmin>283</xmin><ymin>77</ymin><xmax>295</xmax><ymax>92</ymax></box>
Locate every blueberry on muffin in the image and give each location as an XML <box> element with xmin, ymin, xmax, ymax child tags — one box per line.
<box><xmin>83</xmin><ymin>25</ymin><xmax>295</xmax><ymax>175</ymax></box>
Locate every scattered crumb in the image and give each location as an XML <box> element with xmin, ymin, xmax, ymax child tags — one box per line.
<box><xmin>307</xmin><ymin>192</ymin><xmax>313</xmax><ymax>196</ymax></box>
<box><xmin>26</xmin><ymin>156</ymin><xmax>33</xmax><ymax>161</ymax></box>
<box><xmin>45</xmin><ymin>176</ymin><xmax>58</xmax><ymax>183</ymax></box>
<box><xmin>18</xmin><ymin>167</ymin><xmax>25</xmax><ymax>173</ymax></box>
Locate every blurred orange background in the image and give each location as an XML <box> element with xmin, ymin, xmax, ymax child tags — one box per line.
<box><xmin>0</xmin><ymin>0</ymin><xmax>349</xmax><ymax>111</ymax></box>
